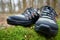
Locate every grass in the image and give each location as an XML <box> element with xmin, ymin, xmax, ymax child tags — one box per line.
<box><xmin>0</xmin><ymin>20</ymin><xmax>60</xmax><ymax>40</ymax></box>
<box><xmin>0</xmin><ymin>26</ymin><xmax>45</xmax><ymax>40</ymax></box>
<box><xmin>55</xmin><ymin>20</ymin><xmax>60</xmax><ymax>40</ymax></box>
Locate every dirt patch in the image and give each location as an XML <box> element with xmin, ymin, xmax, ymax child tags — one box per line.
<box><xmin>0</xmin><ymin>14</ymin><xmax>16</xmax><ymax>27</ymax></box>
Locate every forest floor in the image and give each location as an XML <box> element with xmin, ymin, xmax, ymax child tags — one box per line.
<box><xmin>0</xmin><ymin>20</ymin><xmax>60</xmax><ymax>40</ymax></box>
<box><xmin>0</xmin><ymin>14</ymin><xmax>60</xmax><ymax>40</ymax></box>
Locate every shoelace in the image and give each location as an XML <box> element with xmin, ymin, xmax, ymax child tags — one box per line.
<box><xmin>22</xmin><ymin>8</ymin><xmax>39</xmax><ymax>20</ymax></box>
<box><xmin>40</xmin><ymin>6</ymin><xmax>56</xmax><ymax>19</ymax></box>
<box><xmin>40</xmin><ymin>6</ymin><xmax>57</xmax><ymax>18</ymax></box>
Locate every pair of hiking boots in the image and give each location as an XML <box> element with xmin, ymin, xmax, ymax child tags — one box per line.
<box><xmin>7</xmin><ymin>6</ymin><xmax>58</xmax><ymax>38</ymax></box>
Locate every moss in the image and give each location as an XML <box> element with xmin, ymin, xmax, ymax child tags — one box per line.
<box><xmin>0</xmin><ymin>20</ymin><xmax>60</xmax><ymax>40</ymax></box>
<box><xmin>0</xmin><ymin>26</ymin><xmax>45</xmax><ymax>40</ymax></box>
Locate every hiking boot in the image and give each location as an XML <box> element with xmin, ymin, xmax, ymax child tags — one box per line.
<box><xmin>35</xmin><ymin>6</ymin><xmax>58</xmax><ymax>38</ymax></box>
<box><xmin>7</xmin><ymin>7</ymin><xmax>40</xmax><ymax>26</ymax></box>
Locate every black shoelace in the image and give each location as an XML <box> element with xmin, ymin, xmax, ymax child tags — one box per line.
<box><xmin>22</xmin><ymin>8</ymin><xmax>39</xmax><ymax>20</ymax></box>
<box><xmin>40</xmin><ymin>7</ymin><xmax>56</xmax><ymax>20</ymax></box>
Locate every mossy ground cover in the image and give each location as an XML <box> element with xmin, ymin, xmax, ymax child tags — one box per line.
<box><xmin>0</xmin><ymin>20</ymin><xmax>60</xmax><ymax>40</ymax></box>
